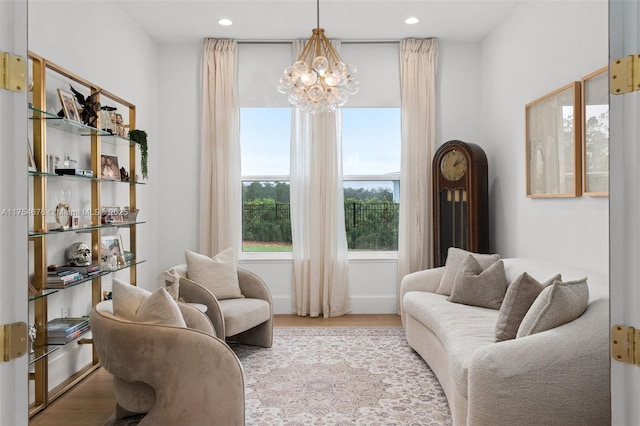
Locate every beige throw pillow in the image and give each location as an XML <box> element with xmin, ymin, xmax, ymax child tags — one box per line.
<box><xmin>135</xmin><ymin>287</ymin><xmax>186</xmax><ymax>327</ymax></box>
<box><xmin>112</xmin><ymin>279</ymin><xmax>186</xmax><ymax>328</ymax></box>
<box><xmin>448</xmin><ymin>255</ymin><xmax>508</xmax><ymax>310</ymax></box>
<box><xmin>516</xmin><ymin>278</ymin><xmax>589</xmax><ymax>338</ymax></box>
<box><xmin>185</xmin><ymin>248</ymin><xmax>243</xmax><ymax>300</ymax></box>
<box><xmin>495</xmin><ymin>273</ymin><xmax>561</xmax><ymax>342</ymax></box>
<box><xmin>112</xmin><ymin>278</ymin><xmax>151</xmax><ymax>320</ymax></box>
<box><xmin>436</xmin><ymin>247</ymin><xmax>500</xmax><ymax>296</ymax></box>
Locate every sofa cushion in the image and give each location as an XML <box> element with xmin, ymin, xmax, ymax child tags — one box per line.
<box><xmin>516</xmin><ymin>278</ymin><xmax>589</xmax><ymax>338</ymax></box>
<box><xmin>218</xmin><ymin>298</ymin><xmax>271</xmax><ymax>337</ymax></box>
<box><xmin>437</xmin><ymin>248</ymin><xmax>500</xmax><ymax>296</ymax></box>
<box><xmin>495</xmin><ymin>272</ymin><xmax>561</xmax><ymax>341</ymax></box>
<box><xmin>449</xmin><ymin>256</ymin><xmax>508</xmax><ymax>310</ymax></box>
<box><xmin>185</xmin><ymin>248</ymin><xmax>243</xmax><ymax>300</ymax></box>
<box><xmin>403</xmin><ymin>291</ymin><xmax>498</xmax><ymax>398</ymax></box>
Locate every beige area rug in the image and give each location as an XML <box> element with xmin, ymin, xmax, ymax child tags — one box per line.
<box><xmin>106</xmin><ymin>327</ymin><xmax>451</xmax><ymax>425</ymax></box>
<box><xmin>231</xmin><ymin>326</ymin><xmax>451</xmax><ymax>425</ymax></box>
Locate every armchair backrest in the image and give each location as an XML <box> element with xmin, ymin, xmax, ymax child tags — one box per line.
<box><xmin>90</xmin><ymin>301</ymin><xmax>245</xmax><ymax>425</ymax></box>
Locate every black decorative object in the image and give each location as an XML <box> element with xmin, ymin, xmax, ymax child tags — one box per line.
<box><xmin>69</xmin><ymin>85</ymin><xmax>102</xmax><ymax>128</ymax></box>
<box><xmin>120</xmin><ymin>167</ymin><xmax>129</xmax><ymax>182</ymax></box>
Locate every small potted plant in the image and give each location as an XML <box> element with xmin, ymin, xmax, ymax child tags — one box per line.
<box><xmin>128</xmin><ymin>129</ymin><xmax>148</xmax><ymax>179</ymax></box>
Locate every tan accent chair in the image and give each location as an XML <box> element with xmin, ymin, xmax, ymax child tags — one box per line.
<box><xmin>90</xmin><ymin>300</ymin><xmax>245</xmax><ymax>425</ymax></box>
<box><xmin>172</xmin><ymin>265</ymin><xmax>273</xmax><ymax>348</ymax></box>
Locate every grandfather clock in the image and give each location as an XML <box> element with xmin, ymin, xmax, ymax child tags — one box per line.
<box><xmin>433</xmin><ymin>140</ymin><xmax>489</xmax><ymax>266</ymax></box>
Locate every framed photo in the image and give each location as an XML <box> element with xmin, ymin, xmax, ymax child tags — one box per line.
<box><xmin>581</xmin><ymin>67</ymin><xmax>609</xmax><ymax>196</ymax></box>
<box><xmin>100</xmin><ymin>154</ymin><xmax>121</xmax><ymax>180</ymax></box>
<box><xmin>525</xmin><ymin>81</ymin><xmax>582</xmax><ymax>198</ymax></box>
<box><xmin>57</xmin><ymin>89</ymin><xmax>80</xmax><ymax>122</ymax></box>
<box><xmin>101</xmin><ymin>235</ymin><xmax>124</xmax><ymax>261</ymax></box>
<box><xmin>27</xmin><ymin>139</ymin><xmax>37</xmax><ymax>172</ymax></box>
<box><xmin>101</xmin><ymin>206</ymin><xmax>123</xmax><ymax>224</ymax></box>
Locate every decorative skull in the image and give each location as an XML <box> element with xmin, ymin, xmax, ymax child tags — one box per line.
<box><xmin>66</xmin><ymin>242</ymin><xmax>92</xmax><ymax>266</ymax></box>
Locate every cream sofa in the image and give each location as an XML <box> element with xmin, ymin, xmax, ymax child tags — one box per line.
<box><xmin>401</xmin><ymin>257</ymin><xmax>610</xmax><ymax>426</ymax></box>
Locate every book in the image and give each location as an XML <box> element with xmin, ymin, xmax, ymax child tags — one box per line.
<box><xmin>56</xmin><ymin>264</ymin><xmax>101</xmax><ymax>275</ymax></box>
<box><xmin>47</xmin><ymin>318</ymin><xmax>90</xmax><ymax>341</ymax></box>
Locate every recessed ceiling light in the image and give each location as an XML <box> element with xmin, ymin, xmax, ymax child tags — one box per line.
<box><xmin>404</xmin><ymin>17</ymin><xmax>420</xmax><ymax>25</ymax></box>
<box><xmin>218</xmin><ymin>18</ymin><xmax>233</xmax><ymax>26</ymax></box>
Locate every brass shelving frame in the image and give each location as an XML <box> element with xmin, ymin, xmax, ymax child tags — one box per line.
<box><xmin>27</xmin><ymin>52</ymin><xmax>143</xmax><ymax>417</ymax></box>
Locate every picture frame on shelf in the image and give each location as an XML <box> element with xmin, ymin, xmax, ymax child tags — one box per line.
<box><xmin>581</xmin><ymin>67</ymin><xmax>609</xmax><ymax>196</ymax></box>
<box><xmin>100</xmin><ymin>154</ymin><xmax>121</xmax><ymax>180</ymax></box>
<box><xmin>57</xmin><ymin>89</ymin><xmax>81</xmax><ymax>122</ymax></box>
<box><xmin>101</xmin><ymin>206</ymin><xmax>123</xmax><ymax>224</ymax></box>
<box><xmin>101</xmin><ymin>235</ymin><xmax>125</xmax><ymax>269</ymax></box>
<box><xmin>525</xmin><ymin>81</ymin><xmax>582</xmax><ymax>198</ymax></box>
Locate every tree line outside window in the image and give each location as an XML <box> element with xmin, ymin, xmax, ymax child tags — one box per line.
<box><xmin>242</xmin><ymin>181</ymin><xmax>399</xmax><ymax>252</ymax></box>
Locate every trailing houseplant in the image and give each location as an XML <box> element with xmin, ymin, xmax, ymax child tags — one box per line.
<box><xmin>128</xmin><ymin>129</ymin><xmax>148</xmax><ymax>179</ymax></box>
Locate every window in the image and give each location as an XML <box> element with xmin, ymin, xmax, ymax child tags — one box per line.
<box><xmin>241</xmin><ymin>108</ymin><xmax>292</xmax><ymax>252</ymax></box>
<box><xmin>342</xmin><ymin>108</ymin><xmax>401</xmax><ymax>251</ymax></box>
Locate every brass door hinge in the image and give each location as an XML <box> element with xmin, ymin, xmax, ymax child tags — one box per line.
<box><xmin>0</xmin><ymin>322</ymin><xmax>28</xmax><ymax>362</ymax></box>
<box><xmin>0</xmin><ymin>51</ymin><xmax>27</xmax><ymax>91</ymax></box>
<box><xmin>612</xmin><ymin>325</ymin><xmax>640</xmax><ymax>366</ymax></box>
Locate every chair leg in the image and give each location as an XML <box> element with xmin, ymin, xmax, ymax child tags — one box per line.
<box><xmin>228</xmin><ymin>319</ymin><xmax>273</xmax><ymax>348</ymax></box>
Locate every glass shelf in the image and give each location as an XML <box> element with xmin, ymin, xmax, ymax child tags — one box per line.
<box><xmin>29</xmin><ymin>106</ymin><xmax>109</xmax><ymax>137</ymax></box>
<box><xmin>28</xmin><ymin>106</ymin><xmax>144</xmax><ymax>146</ymax></box>
<box><xmin>29</xmin><ymin>170</ymin><xmax>96</xmax><ymax>180</ymax></box>
<box><xmin>29</xmin><ymin>221</ymin><xmax>146</xmax><ymax>237</ymax></box>
<box><xmin>43</xmin><ymin>260</ymin><xmax>146</xmax><ymax>291</ymax></box>
<box><xmin>28</xmin><ymin>289</ymin><xmax>60</xmax><ymax>302</ymax></box>
<box><xmin>45</xmin><ymin>270</ymin><xmax>110</xmax><ymax>290</ymax></box>
<box><xmin>29</xmin><ymin>345</ymin><xmax>62</xmax><ymax>365</ymax></box>
<box><xmin>29</xmin><ymin>224</ymin><xmax>103</xmax><ymax>238</ymax></box>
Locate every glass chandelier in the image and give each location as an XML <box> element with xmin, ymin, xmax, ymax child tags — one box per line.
<box><xmin>277</xmin><ymin>0</ymin><xmax>359</xmax><ymax>114</ymax></box>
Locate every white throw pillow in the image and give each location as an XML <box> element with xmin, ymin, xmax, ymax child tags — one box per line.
<box><xmin>516</xmin><ymin>278</ymin><xmax>589</xmax><ymax>338</ymax></box>
<box><xmin>436</xmin><ymin>247</ymin><xmax>500</xmax><ymax>296</ymax></box>
<box><xmin>112</xmin><ymin>278</ymin><xmax>151</xmax><ymax>320</ymax></box>
<box><xmin>185</xmin><ymin>248</ymin><xmax>243</xmax><ymax>300</ymax></box>
<box><xmin>135</xmin><ymin>287</ymin><xmax>186</xmax><ymax>327</ymax></box>
<box><xmin>112</xmin><ymin>279</ymin><xmax>186</xmax><ymax>327</ymax></box>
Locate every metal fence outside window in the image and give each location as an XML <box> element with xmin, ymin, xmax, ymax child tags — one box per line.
<box><xmin>242</xmin><ymin>202</ymin><xmax>399</xmax><ymax>250</ymax></box>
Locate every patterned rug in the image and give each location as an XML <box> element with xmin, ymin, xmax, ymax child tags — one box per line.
<box><xmin>230</xmin><ymin>327</ymin><xmax>451</xmax><ymax>425</ymax></box>
<box><xmin>105</xmin><ymin>327</ymin><xmax>451</xmax><ymax>425</ymax></box>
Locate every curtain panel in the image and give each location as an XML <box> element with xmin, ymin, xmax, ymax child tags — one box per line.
<box><xmin>290</xmin><ymin>39</ymin><xmax>351</xmax><ymax>318</ymax></box>
<box><xmin>199</xmin><ymin>39</ymin><xmax>242</xmax><ymax>256</ymax></box>
<box><xmin>397</xmin><ymin>38</ymin><xmax>438</xmax><ymax>312</ymax></box>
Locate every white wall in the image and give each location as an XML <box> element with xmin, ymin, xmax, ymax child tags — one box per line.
<box><xmin>28</xmin><ymin>0</ymin><xmax>159</xmax><ymax>391</ymax></box>
<box><xmin>155</xmin><ymin>40</ymin><xmax>481</xmax><ymax>314</ymax></box>
<box><xmin>480</xmin><ymin>0</ymin><xmax>609</xmax><ymax>274</ymax></box>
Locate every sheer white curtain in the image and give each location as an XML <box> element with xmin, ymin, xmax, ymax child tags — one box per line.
<box><xmin>199</xmin><ymin>39</ymin><xmax>241</xmax><ymax>256</ymax></box>
<box><xmin>397</xmin><ymin>38</ymin><xmax>438</xmax><ymax>311</ymax></box>
<box><xmin>290</xmin><ymin>40</ymin><xmax>350</xmax><ymax>318</ymax></box>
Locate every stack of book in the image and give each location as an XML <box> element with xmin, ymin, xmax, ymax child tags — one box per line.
<box><xmin>46</xmin><ymin>317</ymin><xmax>90</xmax><ymax>345</ymax></box>
<box><xmin>47</xmin><ymin>264</ymin><xmax>102</xmax><ymax>288</ymax></box>
<box><xmin>46</xmin><ymin>270</ymin><xmax>83</xmax><ymax>288</ymax></box>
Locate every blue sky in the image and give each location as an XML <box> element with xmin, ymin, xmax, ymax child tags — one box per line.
<box><xmin>240</xmin><ymin>107</ymin><xmax>401</xmax><ymax>177</ymax></box>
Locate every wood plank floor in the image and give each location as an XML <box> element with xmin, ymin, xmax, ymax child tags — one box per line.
<box><xmin>29</xmin><ymin>314</ymin><xmax>401</xmax><ymax>425</ymax></box>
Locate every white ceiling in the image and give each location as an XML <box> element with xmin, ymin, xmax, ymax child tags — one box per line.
<box><xmin>115</xmin><ymin>0</ymin><xmax>523</xmax><ymax>43</ymax></box>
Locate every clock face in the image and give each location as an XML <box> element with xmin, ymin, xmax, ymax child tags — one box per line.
<box><xmin>440</xmin><ymin>149</ymin><xmax>468</xmax><ymax>181</ymax></box>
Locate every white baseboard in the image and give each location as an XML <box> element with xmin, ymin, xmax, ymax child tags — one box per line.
<box><xmin>272</xmin><ymin>295</ymin><xmax>397</xmax><ymax>315</ymax></box>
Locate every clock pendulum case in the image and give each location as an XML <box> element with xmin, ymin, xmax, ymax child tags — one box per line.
<box><xmin>433</xmin><ymin>140</ymin><xmax>489</xmax><ymax>267</ymax></box>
